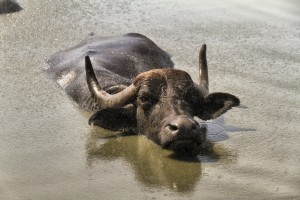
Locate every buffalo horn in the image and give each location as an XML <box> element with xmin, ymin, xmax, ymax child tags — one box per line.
<box><xmin>199</xmin><ymin>44</ymin><xmax>209</xmax><ymax>95</ymax></box>
<box><xmin>85</xmin><ymin>55</ymin><xmax>137</xmax><ymax>109</ymax></box>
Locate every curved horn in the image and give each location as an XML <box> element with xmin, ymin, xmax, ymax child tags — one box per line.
<box><xmin>199</xmin><ymin>44</ymin><xmax>209</xmax><ymax>95</ymax></box>
<box><xmin>85</xmin><ymin>55</ymin><xmax>138</xmax><ymax>109</ymax></box>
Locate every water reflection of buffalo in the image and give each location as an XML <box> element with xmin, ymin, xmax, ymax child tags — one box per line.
<box><xmin>0</xmin><ymin>0</ymin><xmax>22</xmax><ymax>14</ymax></box>
<box><xmin>86</xmin><ymin>130</ymin><xmax>235</xmax><ymax>193</ymax></box>
<box><xmin>44</xmin><ymin>33</ymin><xmax>240</xmax><ymax>157</ymax></box>
<box><xmin>86</xmin><ymin>130</ymin><xmax>201</xmax><ymax>193</ymax></box>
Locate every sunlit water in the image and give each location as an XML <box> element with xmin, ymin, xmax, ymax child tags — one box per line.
<box><xmin>0</xmin><ymin>0</ymin><xmax>299</xmax><ymax>199</ymax></box>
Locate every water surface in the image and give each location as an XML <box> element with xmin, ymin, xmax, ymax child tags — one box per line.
<box><xmin>0</xmin><ymin>0</ymin><xmax>299</xmax><ymax>199</ymax></box>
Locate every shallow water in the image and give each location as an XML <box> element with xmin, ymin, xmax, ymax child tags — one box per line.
<box><xmin>1</xmin><ymin>0</ymin><xmax>299</xmax><ymax>199</ymax></box>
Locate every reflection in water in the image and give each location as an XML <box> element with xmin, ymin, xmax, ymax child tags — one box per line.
<box><xmin>85</xmin><ymin>128</ymin><xmax>236</xmax><ymax>193</ymax></box>
<box><xmin>197</xmin><ymin>116</ymin><xmax>255</xmax><ymax>142</ymax></box>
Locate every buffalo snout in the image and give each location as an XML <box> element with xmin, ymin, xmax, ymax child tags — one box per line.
<box><xmin>162</xmin><ymin>115</ymin><xmax>206</xmax><ymax>157</ymax></box>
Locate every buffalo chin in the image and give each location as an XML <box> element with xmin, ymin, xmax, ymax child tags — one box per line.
<box><xmin>163</xmin><ymin>139</ymin><xmax>202</xmax><ymax>158</ymax></box>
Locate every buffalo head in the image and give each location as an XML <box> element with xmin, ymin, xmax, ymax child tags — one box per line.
<box><xmin>86</xmin><ymin>45</ymin><xmax>240</xmax><ymax>157</ymax></box>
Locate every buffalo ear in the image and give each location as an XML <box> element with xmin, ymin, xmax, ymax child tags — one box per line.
<box><xmin>198</xmin><ymin>92</ymin><xmax>240</xmax><ymax>120</ymax></box>
<box><xmin>89</xmin><ymin>105</ymin><xmax>136</xmax><ymax>131</ymax></box>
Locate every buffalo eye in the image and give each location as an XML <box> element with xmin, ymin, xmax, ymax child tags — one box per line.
<box><xmin>185</xmin><ymin>88</ymin><xmax>202</xmax><ymax>105</ymax></box>
<box><xmin>138</xmin><ymin>94</ymin><xmax>157</xmax><ymax>110</ymax></box>
<box><xmin>139</xmin><ymin>95</ymin><xmax>151</xmax><ymax>103</ymax></box>
<box><xmin>183</xmin><ymin>88</ymin><xmax>204</xmax><ymax>115</ymax></box>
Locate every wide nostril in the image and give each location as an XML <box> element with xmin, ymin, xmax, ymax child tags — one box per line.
<box><xmin>168</xmin><ymin>124</ymin><xmax>178</xmax><ymax>132</ymax></box>
<box><xmin>166</xmin><ymin>115</ymin><xmax>200</xmax><ymax>136</ymax></box>
<box><xmin>191</xmin><ymin>124</ymin><xmax>197</xmax><ymax>131</ymax></box>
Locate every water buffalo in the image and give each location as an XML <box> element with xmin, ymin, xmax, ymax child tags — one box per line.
<box><xmin>44</xmin><ymin>33</ymin><xmax>240</xmax><ymax>157</ymax></box>
<box><xmin>0</xmin><ymin>0</ymin><xmax>21</xmax><ymax>14</ymax></box>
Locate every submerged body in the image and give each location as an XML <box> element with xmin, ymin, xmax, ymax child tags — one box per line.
<box><xmin>44</xmin><ymin>33</ymin><xmax>239</xmax><ymax>157</ymax></box>
<box><xmin>44</xmin><ymin>33</ymin><xmax>173</xmax><ymax>111</ymax></box>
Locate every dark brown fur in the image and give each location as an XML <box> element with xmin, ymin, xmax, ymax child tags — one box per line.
<box><xmin>45</xmin><ymin>33</ymin><xmax>240</xmax><ymax>157</ymax></box>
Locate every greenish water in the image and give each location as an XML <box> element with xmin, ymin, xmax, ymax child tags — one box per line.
<box><xmin>0</xmin><ymin>0</ymin><xmax>299</xmax><ymax>199</ymax></box>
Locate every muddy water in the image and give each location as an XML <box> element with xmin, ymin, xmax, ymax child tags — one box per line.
<box><xmin>0</xmin><ymin>0</ymin><xmax>299</xmax><ymax>199</ymax></box>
